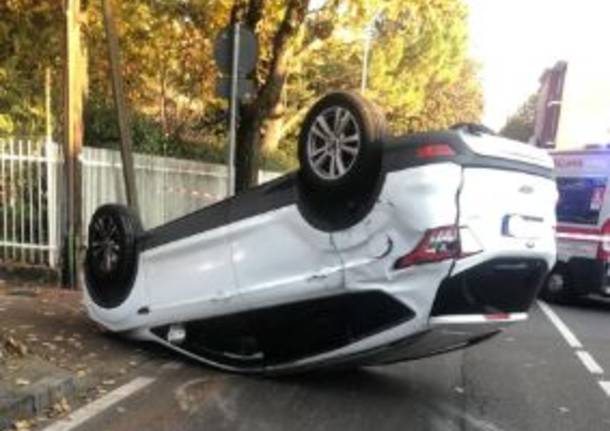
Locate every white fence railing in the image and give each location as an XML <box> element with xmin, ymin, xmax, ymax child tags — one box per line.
<box><xmin>0</xmin><ymin>139</ymin><xmax>59</xmax><ymax>267</ymax></box>
<box><xmin>0</xmin><ymin>138</ymin><xmax>280</xmax><ymax>268</ymax></box>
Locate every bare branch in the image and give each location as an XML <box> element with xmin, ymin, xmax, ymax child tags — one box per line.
<box><xmin>257</xmin><ymin>0</ymin><xmax>309</xmax><ymax>107</ymax></box>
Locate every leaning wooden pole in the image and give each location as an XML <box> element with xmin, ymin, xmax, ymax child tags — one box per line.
<box><xmin>102</xmin><ymin>0</ymin><xmax>139</xmax><ymax>215</ymax></box>
<box><xmin>45</xmin><ymin>67</ymin><xmax>52</xmax><ymax>144</ymax></box>
<box><xmin>62</xmin><ymin>0</ymin><xmax>84</xmax><ymax>288</ymax></box>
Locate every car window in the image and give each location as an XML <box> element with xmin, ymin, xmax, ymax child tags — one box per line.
<box><xmin>556</xmin><ymin>176</ymin><xmax>607</xmax><ymax>225</ymax></box>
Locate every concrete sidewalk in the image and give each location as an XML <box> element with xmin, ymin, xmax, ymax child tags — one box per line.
<box><xmin>0</xmin><ymin>283</ymin><xmax>164</xmax><ymax>430</ymax></box>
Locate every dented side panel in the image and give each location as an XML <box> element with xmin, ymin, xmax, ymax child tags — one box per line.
<box><xmin>227</xmin><ymin>205</ymin><xmax>344</xmax><ymax>311</ymax></box>
<box><xmin>332</xmin><ymin>163</ymin><xmax>462</xmax><ymax>327</ymax></box>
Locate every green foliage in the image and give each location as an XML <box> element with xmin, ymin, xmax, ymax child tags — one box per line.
<box><xmin>274</xmin><ymin>0</ymin><xmax>482</xmax><ymax>145</ymax></box>
<box><xmin>83</xmin><ymin>101</ymin><xmax>294</xmax><ymax>170</ymax></box>
<box><xmin>0</xmin><ymin>0</ymin><xmax>63</xmax><ymax>136</ymax></box>
<box><xmin>367</xmin><ymin>0</ymin><xmax>471</xmax><ymax>129</ymax></box>
<box><xmin>500</xmin><ymin>93</ymin><xmax>538</xmax><ymax>143</ymax></box>
<box><xmin>404</xmin><ymin>59</ymin><xmax>484</xmax><ymax>131</ymax></box>
<box><xmin>1</xmin><ymin>0</ymin><xmax>482</xmax><ymax>169</ymax></box>
<box><xmin>84</xmin><ymin>102</ymin><xmax>223</xmax><ymax>161</ymax></box>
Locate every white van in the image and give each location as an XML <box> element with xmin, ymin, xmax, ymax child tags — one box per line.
<box><xmin>543</xmin><ymin>147</ymin><xmax>610</xmax><ymax>302</ymax></box>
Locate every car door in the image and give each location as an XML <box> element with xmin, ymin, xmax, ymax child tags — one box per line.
<box><xmin>226</xmin><ymin>177</ymin><xmax>344</xmax><ymax>311</ymax></box>
<box><xmin>141</xmin><ymin>199</ymin><xmax>239</xmax><ymax>321</ymax></box>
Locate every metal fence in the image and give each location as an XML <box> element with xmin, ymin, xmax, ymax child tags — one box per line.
<box><xmin>0</xmin><ymin>138</ymin><xmax>280</xmax><ymax>268</ymax></box>
<box><xmin>0</xmin><ymin>138</ymin><xmax>59</xmax><ymax>267</ymax></box>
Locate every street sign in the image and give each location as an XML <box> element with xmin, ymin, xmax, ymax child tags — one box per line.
<box><xmin>214</xmin><ymin>25</ymin><xmax>257</xmax><ymax>76</ymax></box>
<box><xmin>215</xmin><ymin>77</ymin><xmax>255</xmax><ymax>101</ymax></box>
<box><xmin>213</xmin><ymin>24</ymin><xmax>259</xmax><ymax>198</ymax></box>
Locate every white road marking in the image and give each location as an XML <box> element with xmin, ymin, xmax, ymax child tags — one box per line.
<box><xmin>599</xmin><ymin>381</ymin><xmax>610</xmax><ymax>397</ymax></box>
<box><xmin>42</xmin><ymin>377</ymin><xmax>155</xmax><ymax>431</ymax></box>
<box><xmin>539</xmin><ymin>301</ymin><xmax>610</xmax><ymax>399</ymax></box>
<box><xmin>576</xmin><ymin>350</ymin><xmax>604</xmax><ymax>374</ymax></box>
<box><xmin>537</xmin><ymin>300</ymin><xmax>583</xmax><ymax>348</ymax></box>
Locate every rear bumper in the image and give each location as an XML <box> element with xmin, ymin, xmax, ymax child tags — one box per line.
<box><xmin>269</xmin><ymin>313</ymin><xmax>525</xmax><ymax>372</ymax></box>
<box><xmin>267</xmin><ymin>257</ymin><xmax>547</xmax><ymax>373</ymax></box>
<box><xmin>359</xmin><ymin>313</ymin><xmax>525</xmax><ymax>366</ymax></box>
<box><xmin>355</xmin><ymin>257</ymin><xmax>546</xmax><ymax>365</ymax></box>
<box><xmin>431</xmin><ymin>257</ymin><xmax>549</xmax><ymax>315</ymax></box>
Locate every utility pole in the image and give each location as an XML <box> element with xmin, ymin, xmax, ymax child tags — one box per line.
<box><xmin>45</xmin><ymin>67</ymin><xmax>52</xmax><ymax>144</ymax></box>
<box><xmin>102</xmin><ymin>0</ymin><xmax>139</xmax><ymax>214</ymax></box>
<box><xmin>63</xmin><ymin>0</ymin><xmax>85</xmax><ymax>288</ymax></box>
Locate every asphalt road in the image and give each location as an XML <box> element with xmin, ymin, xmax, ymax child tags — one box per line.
<box><xmin>42</xmin><ymin>300</ymin><xmax>610</xmax><ymax>431</ymax></box>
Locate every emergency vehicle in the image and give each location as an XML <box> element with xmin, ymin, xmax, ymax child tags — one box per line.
<box><xmin>542</xmin><ymin>147</ymin><xmax>610</xmax><ymax>302</ymax></box>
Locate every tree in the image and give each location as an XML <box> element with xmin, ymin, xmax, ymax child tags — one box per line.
<box><xmin>500</xmin><ymin>93</ymin><xmax>538</xmax><ymax>143</ymax></box>
<box><xmin>404</xmin><ymin>59</ymin><xmax>483</xmax><ymax>132</ymax></box>
<box><xmin>84</xmin><ymin>0</ymin><xmax>228</xmax><ymax>137</ymax></box>
<box><xmin>230</xmin><ymin>0</ymin><xmax>310</xmax><ymax>192</ymax></box>
<box><xmin>0</xmin><ymin>0</ymin><xmax>482</xmax><ymax>189</ymax></box>
<box><xmin>0</xmin><ymin>0</ymin><xmax>64</xmax><ymax>136</ymax></box>
<box><xmin>232</xmin><ymin>0</ymin><xmax>480</xmax><ymax>191</ymax></box>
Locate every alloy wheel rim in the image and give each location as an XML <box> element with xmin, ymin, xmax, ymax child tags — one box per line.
<box><xmin>90</xmin><ymin>215</ymin><xmax>121</xmax><ymax>273</ymax></box>
<box><xmin>307</xmin><ymin>106</ymin><xmax>361</xmax><ymax>180</ymax></box>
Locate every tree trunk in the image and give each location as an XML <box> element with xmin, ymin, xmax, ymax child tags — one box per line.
<box><xmin>235</xmin><ymin>105</ymin><xmax>262</xmax><ymax>193</ymax></box>
<box><xmin>234</xmin><ymin>0</ymin><xmax>309</xmax><ymax>193</ymax></box>
<box><xmin>261</xmin><ymin>102</ymin><xmax>284</xmax><ymax>153</ymax></box>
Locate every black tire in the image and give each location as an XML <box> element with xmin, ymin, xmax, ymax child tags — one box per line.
<box><xmin>539</xmin><ymin>264</ymin><xmax>577</xmax><ymax>304</ymax></box>
<box><xmin>298</xmin><ymin>91</ymin><xmax>385</xmax><ymax>195</ymax></box>
<box><xmin>296</xmin><ymin>92</ymin><xmax>387</xmax><ymax>231</ymax></box>
<box><xmin>85</xmin><ymin>204</ymin><xmax>142</xmax><ymax>309</ymax></box>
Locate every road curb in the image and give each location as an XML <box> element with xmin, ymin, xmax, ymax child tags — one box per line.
<box><xmin>0</xmin><ymin>370</ymin><xmax>77</xmax><ymax>429</ymax></box>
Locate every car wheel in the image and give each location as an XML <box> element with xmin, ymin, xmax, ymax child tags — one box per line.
<box><xmin>298</xmin><ymin>91</ymin><xmax>385</xmax><ymax>195</ymax></box>
<box><xmin>539</xmin><ymin>266</ymin><xmax>576</xmax><ymax>304</ymax></box>
<box><xmin>85</xmin><ymin>204</ymin><xmax>142</xmax><ymax>309</ymax></box>
<box><xmin>297</xmin><ymin>92</ymin><xmax>386</xmax><ymax>231</ymax></box>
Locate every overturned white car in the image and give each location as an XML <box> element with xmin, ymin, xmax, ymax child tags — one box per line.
<box><xmin>84</xmin><ymin>92</ymin><xmax>557</xmax><ymax>374</ymax></box>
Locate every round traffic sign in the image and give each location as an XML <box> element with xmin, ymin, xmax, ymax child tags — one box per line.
<box><xmin>214</xmin><ymin>25</ymin><xmax>258</xmax><ymax>75</ymax></box>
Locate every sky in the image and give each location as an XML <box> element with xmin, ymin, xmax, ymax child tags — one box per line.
<box><xmin>466</xmin><ymin>0</ymin><xmax>610</xmax><ymax>129</ymax></box>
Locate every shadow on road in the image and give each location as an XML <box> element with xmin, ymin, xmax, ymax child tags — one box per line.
<box><xmin>552</xmin><ymin>295</ymin><xmax>610</xmax><ymax>312</ymax></box>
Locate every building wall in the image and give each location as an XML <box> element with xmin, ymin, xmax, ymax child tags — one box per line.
<box><xmin>555</xmin><ymin>58</ymin><xmax>610</xmax><ymax>150</ymax></box>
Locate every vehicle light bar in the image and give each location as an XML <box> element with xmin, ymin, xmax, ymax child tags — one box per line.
<box><xmin>393</xmin><ymin>225</ymin><xmax>482</xmax><ymax>270</ymax></box>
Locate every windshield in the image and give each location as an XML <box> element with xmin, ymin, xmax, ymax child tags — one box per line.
<box><xmin>556</xmin><ymin>176</ymin><xmax>607</xmax><ymax>224</ymax></box>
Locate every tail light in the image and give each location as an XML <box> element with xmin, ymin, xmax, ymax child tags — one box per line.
<box><xmin>393</xmin><ymin>225</ymin><xmax>482</xmax><ymax>270</ymax></box>
<box><xmin>598</xmin><ymin>219</ymin><xmax>610</xmax><ymax>260</ymax></box>
<box><xmin>416</xmin><ymin>143</ymin><xmax>455</xmax><ymax>159</ymax></box>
